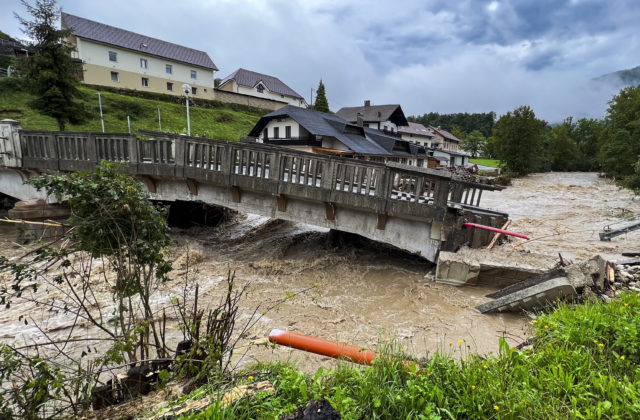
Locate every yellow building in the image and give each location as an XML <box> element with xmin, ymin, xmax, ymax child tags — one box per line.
<box><xmin>62</xmin><ymin>13</ymin><xmax>218</xmax><ymax>99</ymax></box>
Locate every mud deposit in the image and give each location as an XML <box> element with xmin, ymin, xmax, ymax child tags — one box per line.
<box><xmin>0</xmin><ymin>172</ymin><xmax>638</xmax><ymax>373</ymax></box>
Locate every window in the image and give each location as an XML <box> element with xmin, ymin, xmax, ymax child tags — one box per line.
<box><xmin>167</xmin><ymin>82</ymin><xmax>173</xmax><ymax>91</ymax></box>
<box><xmin>141</xmin><ymin>77</ymin><xmax>149</xmax><ymax>87</ymax></box>
<box><xmin>108</xmin><ymin>51</ymin><xmax>117</xmax><ymax>62</ymax></box>
<box><xmin>190</xmin><ymin>70</ymin><xmax>197</xmax><ymax>79</ymax></box>
<box><xmin>285</xmin><ymin>126</ymin><xmax>291</xmax><ymax>138</ymax></box>
<box><xmin>263</xmin><ymin>129</ymin><xmax>268</xmax><ymax>140</ymax></box>
<box><xmin>191</xmin><ymin>87</ymin><xmax>197</xmax><ymax>95</ymax></box>
<box><xmin>165</xmin><ymin>64</ymin><xmax>172</xmax><ymax>74</ymax></box>
<box><xmin>140</xmin><ymin>58</ymin><xmax>147</xmax><ymax>69</ymax></box>
<box><xmin>110</xmin><ymin>71</ymin><xmax>119</xmax><ymax>82</ymax></box>
<box><xmin>273</xmin><ymin>127</ymin><xmax>279</xmax><ymax>139</ymax></box>
<box><xmin>256</xmin><ymin>84</ymin><xmax>264</xmax><ymax>93</ymax></box>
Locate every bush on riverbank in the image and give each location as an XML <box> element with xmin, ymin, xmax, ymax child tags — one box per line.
<box><xmin>178</xmin><ymin>292</ymin><xmax>640</xmax><ymax>419</ymax></box>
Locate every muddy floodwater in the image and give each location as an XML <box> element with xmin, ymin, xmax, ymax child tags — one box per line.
<box><xmin>0</xmin><ymin>172</ymin><xmax>638</xmax><ymax>373</ymax></box>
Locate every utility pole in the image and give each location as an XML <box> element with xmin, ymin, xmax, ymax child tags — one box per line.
<box><xmin>97</xmin><ymin>92</ymin><xmax>105</xmax><ymax>133</ymax></box>
<box><xmin>310</xmin><ymin>88</ymin><xmax>313</xmax><ymax>107</ymax></box>
<box><xmin>157</xmin><ymin>106</ymin><xmax>162</xmax><ymax>131</ymax></box>
<box><xmin>127</xmin><ymin>115</ymin><xmax>131</xmax><ymax>134</ymax></box>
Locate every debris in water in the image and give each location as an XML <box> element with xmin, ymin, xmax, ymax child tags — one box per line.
<box><xmin>600</xmin><ymin>221</ymin><xmax>640</xmax><ymax>241</ymax></box>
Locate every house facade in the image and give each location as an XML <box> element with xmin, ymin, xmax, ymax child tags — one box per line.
<box><xmin>248</xmin><ymin>105</ymin><xmax>436</xmax><ymax>167</ymax></box>
<box><xmin>218</xmin><ymin>68</ymin><xmax>307</xmax><ymax>107</ymax></box>
<box><xmin>61</xmin><ymin>13</ymin><xmax>218</xmax><ymax>99</ymax></box>
<box><xmin>430</xmin><ymin>126</ymin><xmax>460</xmax><ymax>151</ymax></box>
<box><xmin>336</xmin><ymin>101</ymin><xmax>409</xmax><ymax>135</ymax></box>
<box><xmin>399</xmin><ymin>122</ymin><xmax>440</xmax><ymax>148</ymax></box>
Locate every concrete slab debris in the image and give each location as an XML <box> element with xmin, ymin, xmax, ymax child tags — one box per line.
<box><xmin>435</xmin><ymin>248</ymin><xmax>556</xmax><ymax>287</ymax></box>
<box><xmin>476</xmin><ymin>277</ymin><xmax>576</xmax><ymax>313</ymax></box>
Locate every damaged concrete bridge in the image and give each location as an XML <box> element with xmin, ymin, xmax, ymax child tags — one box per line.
<box><xmin>0</xmin><ymin>120</ymin><xmax>507</xmax><ymax>262</ymax></box>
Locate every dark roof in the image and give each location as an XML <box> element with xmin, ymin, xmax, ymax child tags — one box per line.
<box><xmin>249</xmin><ymin>105</ymin><xmax>409</xmax><ymax>156</ymax></box>
<box><xmin>399</xmin><ymin>122</ymin><xmax>434</xmax><ymax>137</ymax></box>
<box><xmin>336</xmin><ymin>104</ymin><xmax>408</xmax><ymax>127</ymax></box>
<box><xmin>429</xmin><ymin>126</ymin><xmax>460</xmax><ymax>143</ymax></box>
<box><xmin>61</xmin><ymin>13</ymin><xmax>218</xmax><ymax>70</ymax></box>
<box><xmin>219</xmin><ymin>68</ymin><xmax>304</xmax><ymax>99</ymax></box>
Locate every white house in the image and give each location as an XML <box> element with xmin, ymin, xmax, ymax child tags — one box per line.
<box><xmin>430</xmin><ymin>126</ymin><xmax>461</xmax><ymax>151</ymax></box>
<box><xmin>248</xmin><ymin>105</ymin><xmax>433</xmax><ymax>167</ymax></box>
<box><xmin>62</xmin><ymin>13</ymin><xmax>218</xmax><ymax>99</ymax></box>
<box><xmin>399</xmin><ymin>122</ymin><xmax>441</xmax><ymax>148</ymax></box>
<box><xmin>217</xmin><ymin>68</ymin><xmax>307</xmax><ymax>107</ymax></box>
<box><xmin>336</xmin><ymin>101</ymin><xmax>408</xmax><ymax>135</ymax></box>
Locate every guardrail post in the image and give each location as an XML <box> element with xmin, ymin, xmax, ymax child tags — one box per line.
<box><xmin>174</xmin><ymin>136</ymin><xmax>185</xmax><ymax>178</ymax></box>
<box><xmin>375</xmin><ymin>167</ymin><xmax>392</xmax><ymax>200</ymax></box>
<box><xmin>86</xmin><ymin>133</ymin><xmax>98</xmax><ymax>163</ymax></box>
<box><xmin>321</xmin><ymin>158</ymin><xmax>336</xmax><ymax>190</ymax></box>
<box><xmin>267</xmin><ymin>149</ymin><xmax>280</xmax><ymax>181</ymax></box>
<box><xmin>434</xmin><ymin>179</ymin><xmax>450</xmax><ymax>207</ymax></box>
<box><xmin>47</xmin><ymin>133</ymin><xmax>59</xmax><ymax>170</ymax></box>
<box><xmin>128</xmin><ymin>135</ymin><xmax>138</xmax><ymax>165</ymax></box>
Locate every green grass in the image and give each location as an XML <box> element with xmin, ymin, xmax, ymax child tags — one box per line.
<box><xmin>470</xmin><ymin>158</ymin><xmax>501</xmax><ymax>168</ymax></box>
<box><xmin>0</xmin><ymin>78</ymin><xmax>264</xmax><ymax>141</ymax></box>
<box><xmin>177</xmin><ymin>293</ymin><xmax>640</xmax><ymax>419</ymax></box>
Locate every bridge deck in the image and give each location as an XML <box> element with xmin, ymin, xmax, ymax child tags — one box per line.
<box><xmin>0</xmin><ymin>126</ymin><xmax>507</xmax><ymax>261</ymax></box>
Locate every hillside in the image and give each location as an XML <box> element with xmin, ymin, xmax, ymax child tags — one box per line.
<box><xmin>0</xmin><ymin>78</ymin><xmax>265</xmax><ymax>140</ymax></box>
<box><xmin>593</xmin><ymin>65</ymin><xmax>640</xmax><ymax>88</ymax></box>
<box><xmin>0</xmin><ymin>30</ymin><xmax>17</xmax><ymax>41</ymax></box>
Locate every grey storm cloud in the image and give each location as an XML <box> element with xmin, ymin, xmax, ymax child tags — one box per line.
<box><xmin>2</xmin><ymin>0</ymin><xmax>640</xmax><ymax>121</ymax></box>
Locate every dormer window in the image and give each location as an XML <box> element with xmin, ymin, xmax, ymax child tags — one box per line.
<box><xmin>256</xmin><ymin>84</ymin><xmax>264</xmax><ymax>93</ymax></box>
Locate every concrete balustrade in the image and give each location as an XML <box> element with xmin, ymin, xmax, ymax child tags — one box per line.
<box><xmin>0</xmin><ymin>124</ymin><xmax>508</xmax><ymax>261</ymax></box>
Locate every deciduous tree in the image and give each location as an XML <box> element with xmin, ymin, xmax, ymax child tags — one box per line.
<box><xmin>493</xmin><ymin>105</ymin><xmax>546</xmax><ymax>175</ymax></box>
<box><xmin>461</xmin><ymin>130</ymin><xmax>486</xmax><ymax>158</ymax></box>
<box><xmin>599</xmin><ymin>85</ymin><xmax>640</xmax><ymax>178</ymax></box>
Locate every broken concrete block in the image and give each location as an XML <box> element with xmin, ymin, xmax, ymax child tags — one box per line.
<box><xmin>476</xmin><ymin>277</ymin><xmax>576</xmax><ymax>313</ymax></box>
<box><xmin>435</xmin><ymin>251</ymin><xmax>481</xmax><ymax>286</ymax></box>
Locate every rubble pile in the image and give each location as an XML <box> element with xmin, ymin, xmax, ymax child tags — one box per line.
<box><xmin>610</xmin><ymin>259</ymin><xmax>640</xmax><ymax>294</ymax></box>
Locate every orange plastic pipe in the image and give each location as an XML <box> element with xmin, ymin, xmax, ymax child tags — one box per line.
<box><xmin>268</xmin><ymin>329</ymin><xmax>377</xmax><ymax>365</ymax></box>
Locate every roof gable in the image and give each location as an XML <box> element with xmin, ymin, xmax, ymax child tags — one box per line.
<box><xmin>249</xmin><ymin>105</ymin><xmax>396</xmax><ymax>155</ymax></box>
<box><xmin>336</xmin><ymin>104</ymin><xmax>409</xmax><ymax>127</ymax></box>
<box><xmin>61</xmin><ymin>13</ymin><xmax>218</xmax><ymax>70</ymax></box>
<box><xmin>399</xmin><ymin>122</ymin><xmax>434</xmax><ymax>137</ymax></box>
<box><xmin>429</xmin><ymin>126</ymin><xmax>460</xmax><ymax>142</ymax></box>
<box><xmin>219</xmin><ymin>68</ymin><xmax>304</xmax><ymax>99</ymax></box>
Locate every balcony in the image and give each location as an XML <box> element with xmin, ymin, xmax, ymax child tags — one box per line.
<box><xmin>263</xmin><ymin>136</ymin><xmax>322</xmax><ymax>147</ymax></box>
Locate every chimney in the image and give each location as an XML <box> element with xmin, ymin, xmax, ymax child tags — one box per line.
<box><xmin>364</xmin><ymin>100</ymin><xmax>371</xmax><ymax>107</ymax></box>
<box><xmin>356</xmin><ymin>112</ymin><xmax>364</xmax><ymax>127</ymax></box>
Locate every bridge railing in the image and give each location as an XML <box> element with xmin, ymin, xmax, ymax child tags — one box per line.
<box><xmin>12</xmin><ymin>130</ymin><xmax>496</xmax><ymax>221</ymax></box>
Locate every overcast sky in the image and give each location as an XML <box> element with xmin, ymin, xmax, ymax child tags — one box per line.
<box><xmin>3</xmin><ymin>0</ymin><xmax>639</xmax><ymax>122</ymax></box>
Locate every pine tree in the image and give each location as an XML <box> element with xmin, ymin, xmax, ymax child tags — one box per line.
<box><xmin>16</xmin><ymin>0</ymin><xmax>86</xmax><ymax>130</ymax></box>
<box><xmin>313</xmin><ymin>79</ymin><xmax>329</xmax><ymax>113</ymax></box>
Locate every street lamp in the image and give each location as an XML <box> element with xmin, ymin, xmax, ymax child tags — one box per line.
<box><xmin>182</xmin><ymin>83</ymin><xmax>191</xmax><ymax>136</ymax></box>
<box><xmin>97</xmin><ymin>92</ymin><xmax>105</xmax><ymax>133</ymax></box>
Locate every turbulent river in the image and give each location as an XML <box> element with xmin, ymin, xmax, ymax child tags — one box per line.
<box><xmin>1</xmin><ymin>172</ymin><xmax>638</xmax><ymax>372</ymax></box>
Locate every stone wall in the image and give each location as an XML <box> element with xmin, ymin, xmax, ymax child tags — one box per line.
<box><xmin>213</xmin><ymin>89</ymin><xmax>288</xmax><ymax>111</ymax></box>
